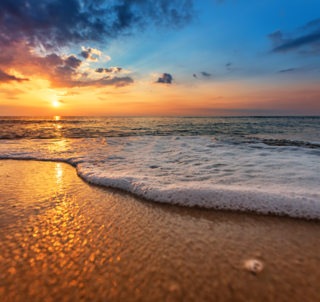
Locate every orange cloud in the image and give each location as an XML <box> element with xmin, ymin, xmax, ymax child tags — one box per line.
<box><xmin>0</xmin><ymin>42</ymin><xmax>134</xmax><ymax>89</ymax></box>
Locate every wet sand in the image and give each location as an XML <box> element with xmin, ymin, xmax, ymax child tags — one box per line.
<box><xmin>0</xmin><ymin>159</ymin><xmax>320</xmax><ymax>302</ymax></box>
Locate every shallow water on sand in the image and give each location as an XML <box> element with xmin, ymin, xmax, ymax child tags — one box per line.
<box><xmin>1</xmin><ymin>160</ymin><xmax>320</xmax><ymax>302</ymax></box>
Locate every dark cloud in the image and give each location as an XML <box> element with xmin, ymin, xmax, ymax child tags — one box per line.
<box><xmin>43</xmin><ymin>54</ymin><xmax>64</xmax><ymax>66</ymax></box>
<box><xmin>0</xmin><ymin>0</ymin><xmax>196</xmax><ymax>50</ymax></box>
<box><xmin>268</xmin><ymin>19</ymin><xmax>320</xmax><ymax>55</ymax></box>
<box><xmin>64</xmin><ymin>55</ymin><xmax>82</xmax><ymax>69</ymax></box>
<box><xmin>156</xmin><ymin>73</ymin><xmax>172</xmax><ymax>84</ymax></box>
<box><xmin>226</xmin><ymin>62</ymin><xmax>232</xmax><ymax>69</ymax></box>
<box><xmin>0</xmin><ymin>69</ymin><xmax>29</xmax><ymax>84</ymax></box>
<box><xmin>278</xmin><ymin>68</ymin><xmax>296</xmax><ymax>73</ymax></box>
<box><xmin>95</xmin><ymin>68</ymin><xmax>105</xmax><ymax>73</ymax></box>
<box><xmin>193</xmin><ymin>73</ymin><xmax>197</xmax><ymax>78</ymax></box>
<box><xmin>95</xmin><ymin>67</ymin><xmax>123</xmax><ymax>73</ymax></box>
<box><xmin>201</xmin><ymin>72</ymin><xmax>211</xmax><ymax>77</ymax></box>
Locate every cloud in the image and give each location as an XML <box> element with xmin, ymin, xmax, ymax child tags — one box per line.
<box><xmin>57</xmin><ymin>91</ymin><xmax>81</xmax><ymax>97</ymax></box>
<box><xmin>193</xmin><ymin>73</ymin><xmax>197</xmax><ymax>78</ymax></box>
<box><xmin>0</xmin><ymin>0</ymin><xmax>196</xmax><ymax>50</ymax></box>
<box><xmin>0</xmin><ymin>44</ymin><xmax>134</xmax><ymax>89</ymax></box>
<box><xmin>201</xmin><ymin>72</ymin><xmax>211</xmax><ymax>77</ymax></box>
<box><xmin>64</xmin><ymin>55</ymin><xmax>83</xmax><ymax>69</ymax></box>
<box><xmin>95</xmin><ymin>67</ymin><xmax>123</xmax><ymax>73</ymax></box>
<box><xmin>66</xmin><ymin>76</ymin><xmax>134</xmax><ymax>89</ymax></box>
<box><xmin>268</xmin><ymin>18</ymin><xmax>320</xmax><ymax>55</ymax></box>
<box><xmin>0</xmin><ymin>69</ymin><xmax>29</xmax><ymax>84</ymax></box>
<box><xmin>278</xmin><ymin>68</ymin><xmax>296</xmax><ymax>73</ymax></box>
<box><xmin>0</xmin><ymin>88</ymin><xmax>25</xmax><ymax>99</ymax></box>
<box><xmin>58</xmin><ymin>100</ymin><xmax>66</xmax><ymax>103</ymax></box>
<box><xmin>0</xmin><ymin>0</ymin><xmax>195</xmax><ymax>88</ymax></box>
<box><xmin>79</xmin><ymin>47</ymin><xmax>109</xmax><ymax>62</ymax></box>
<box><xmin>97</xmin><ymin>90</ymin><xmax>129</xmax><ymax>95</ymax></box>
<box><xmin>155</xmin><ymin>73</ymin><xmax>173</xmax><ymax>84</ymax></box>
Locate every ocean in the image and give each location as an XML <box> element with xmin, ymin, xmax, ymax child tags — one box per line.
<box><xmin>1</xmin><ymin>116</ymin><xmax>320</xmax><ymax>219</ymax></box>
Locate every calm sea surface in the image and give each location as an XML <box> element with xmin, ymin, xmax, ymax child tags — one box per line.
<box><xmin>1</xmin><ymin>116</ymin><xmax>320</xmax><ymax>142</ymax></box>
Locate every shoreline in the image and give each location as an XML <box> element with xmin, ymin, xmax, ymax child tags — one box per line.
<box><xmin>1</xmin><ymin>158</ymin><xmax>319</xmax><ymax>221</ymax></box>
<box><xmin>1</xmin><ymin>160</ymin><xmax>320</xmax><ymax>301</ymax></box>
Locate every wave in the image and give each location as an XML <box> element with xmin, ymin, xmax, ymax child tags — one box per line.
<box><xmin>1</xmin><ymin>136</ymin><xmax>320</xmax><ymax>219</ymax></box>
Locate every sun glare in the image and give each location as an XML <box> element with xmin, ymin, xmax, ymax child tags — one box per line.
<box><xmin>53</xmin><ymin>101</ymin><xmax>59</xmax><ymax>107</ymax></box>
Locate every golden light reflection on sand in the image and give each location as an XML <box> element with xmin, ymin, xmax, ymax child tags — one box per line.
<box><xmin>55</xmin><ymin>163</ymin><xmax>63</xmax><ymax>190</ymax></box>
<box><xmin>1</xmin><ymin>160</ymin><xmax>320</xmax><ymax>302</ymax></box>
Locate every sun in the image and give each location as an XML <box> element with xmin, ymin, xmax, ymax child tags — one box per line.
<box><xmin>53</xmin><ymin>101</ymin><xmax>59</xmax><ymax>107</ymax></box>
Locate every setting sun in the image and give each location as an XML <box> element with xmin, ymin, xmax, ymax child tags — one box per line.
<box><xmin>53</xmin><ymin>101</ymin><xmax>59</xmax><ymax>107</ymax></box>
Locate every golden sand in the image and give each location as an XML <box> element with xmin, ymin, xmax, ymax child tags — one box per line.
<box><xmin>0</xmin><ymin>160</ymin><xmax>320</xmax><ymax>302</ymax></box>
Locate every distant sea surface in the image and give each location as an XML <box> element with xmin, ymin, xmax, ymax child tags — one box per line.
<box><xmin>1</xmin><ymin>116</ymin><xmax>320</xmax><ymax>143</ymax></box>
<box><xmin>1</xmin><ymin>116</ymin><xmax>320</xmax><ymax>219</ymax></box>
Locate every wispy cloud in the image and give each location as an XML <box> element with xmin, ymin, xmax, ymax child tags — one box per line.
<box><xmin>278</xmin><ymin>68</ymin><xmax>296</xmax><ymax>73</ymax></box>
<box><xmin>267</xmin><ymin>18</ymin><xmax>320</xmax><ymax>56</ymax></box>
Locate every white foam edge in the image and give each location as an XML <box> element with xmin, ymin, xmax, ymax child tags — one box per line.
<box><xmin>1</xmin><ymin>155</ymin><xmax>319</xmax><ymax>220</ymax></box>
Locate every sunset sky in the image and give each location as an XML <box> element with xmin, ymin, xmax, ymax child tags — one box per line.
<box><xmin>0</xmin><ymin>0</ymin><xmax>319</xmax><ymax>116</ymax></box>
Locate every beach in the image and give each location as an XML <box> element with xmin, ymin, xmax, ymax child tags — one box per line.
<box><xmin>1</xmin><ymin>159</ymin><xmax>320</xmax><ymax>302</ymax></box>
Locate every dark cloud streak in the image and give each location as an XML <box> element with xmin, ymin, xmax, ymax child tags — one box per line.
<box><xmin>268</xmin><ymin>18</ymin><xmax>320</xmax><ymax>55</ymax></box>
<box><xmin>0</xmin><ymin>69</ymin><xmax>29</xmax><ymax>84</ymax></box>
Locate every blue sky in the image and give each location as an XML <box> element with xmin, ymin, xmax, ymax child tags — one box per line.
<box><xmin>96</xmin><ymin>0</ymin><xmax>320</xmax><ymax>82</ymax></box>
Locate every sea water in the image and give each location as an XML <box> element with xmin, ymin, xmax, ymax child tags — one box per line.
<box><xmin>1</xmin><ymin>116</ymin><xmax>320</xmax><ymax>219</ymax></box>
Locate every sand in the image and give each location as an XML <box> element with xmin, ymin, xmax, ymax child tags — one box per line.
<box><xmin>0</xmin><ymin>159</ymin><xmax>320</xmax><ymax>302</ymax></box>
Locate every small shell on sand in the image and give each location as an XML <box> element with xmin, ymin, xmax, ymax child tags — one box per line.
<box><xmin>244</xmin><ymin>259</ymin><xmax>264</xmax><ymax>274</ymax></box>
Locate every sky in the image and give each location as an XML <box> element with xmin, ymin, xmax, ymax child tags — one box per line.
<box><xmin>0</xmin><ymin>0</ymin><xmax>320</xmax><ymax>116</ymax></box>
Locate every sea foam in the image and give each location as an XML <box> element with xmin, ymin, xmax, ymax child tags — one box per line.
<box><xmin>1</xmin><ymin>136</ymin><xmax>320</xmax><ymax>219</ymax></box>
